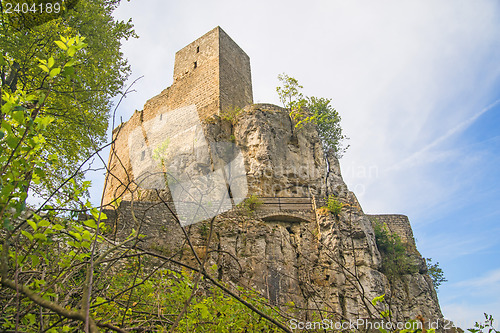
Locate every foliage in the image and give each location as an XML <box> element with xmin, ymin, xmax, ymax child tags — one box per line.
<box><xmin>322</xmin><ymin>194</ymin><xmax>344</xmax><ymax>217</ymax></box>
<box><xmin>0</xmin><ymin>0</ymin><xmax>136</xmax><ymax>196</ymax></box>
<box><xmin>468</xmin><ymin>313</ymin><xmax>500</xmax><ymax>333</ymax></box>
<box><xmin>220</xmin><ymin>106</ymin><xmax>243</xmax><ymax>125</ymax></box>
<box><xmin>425</xmin><ymin>257</ymin><xmax>447</xmax><ymax>291</ymax></box>
<box><xmin>306</xmin><ymin>96</ymin><xmax>349</xmax><ymax>157</ymax></box>
<box><xmin>199</xmin><ymin>222</ymin><xmax>209</xmax><ymax>238</ymax></box>
<box><xmin>276</xmin><ymin>73</ymin><xmax>349</xmax><ymax>158</ymax></box>
<box><xmin>86</xmin><ymin>265</ymin><xmax>284</xmax><ymax>332</ymax></box>
<box><xmin>240</xmin><ymin>194</ymin><xmax>263</xmax><ymax>215</ymax></box>
<box><xmin>373</xmin><ymin>222</ymin><xmax>418</xmax><ymax>278</ymax></box>
<box><xmin>0</xmin><ymin>35</ymin><xmax>109</xmax><ymax>331</ymax></box>
<box><xmin>371</xmin><ymin>294</ymin><xmax>436</xmax><ymax>333</ymax></box>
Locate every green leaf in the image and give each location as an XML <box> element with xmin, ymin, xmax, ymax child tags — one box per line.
<box><xmin>90</xmin><ymin>208</ymin><xmax>107</xmax><ymax>221</ymax></box>
<box><xmin>54</xmin><ymin>40</ymin><xmax>67</xmax><ymax>50</ymax></box>
<box><xmin>83</xmin><ymin>219</ymin><xmax>97</xmax><ymax>229</ymax></box>
<box><xmin>21</xmin><ymin>230</ymin><xmax>34</xmax><ymax>241</ymax></box>
<box><xmin>6</xmin><ymin>136</ymin><xmax>18</xmax><ymax>148</ymax></box>
<box><xmin>38</xmin><ymin>220</ymin><xmax>50</xmax><ymax>228</ymax></box>
<box><xmin>33</xmin><ymin>233</ymin><xmax>47</xmax><ymax>242</ymax></box>
<box><xmin>38</xmin><ymin>64</ymin><xmax>49</xmax><ymax>73</ymax></box>
<box><xmin>52</xmin><ymin>224</ymin><xmax>64</xmax><ymax>231</ymax></box>
<box><xmin>194</xmin><ymin>303</ymin><xmax>211</xmax><ymax>320</ymax></box>
<box><xmin>70</xmin><ymin>231</ymin><xmax>82</xmax><ymax>241</ymax></box>
<box><xmin>64</xmin><ymin>59</ymin><xmax>75</xmax><ymax>67</ymax></box>
<box><xmin>47</xmin><ymin>57</ymin><xmax>55</xmax><ymax>68</ymax></box>
<box><xmin>28</xmin><ymin>220</ymin><xmax>37</xmax><ymax>232</ymax></box>
<box><xmin>67</xmin><ymin>46</ymin><xmax>76</xmax><ymax>57</ymax></box>
<box><xmin>49</xmin><ymin>67</ymin><xmax>61</xmax><ymax>78</ymax></box>
<box><xmin>371</xmin><ymin>294</ymin><xmax>385</xmax><ymax>306</ymax></box>
<box><xmin>34</xmin><ymin>116</ymin><xmax>55</xmax><ymax>129</ymax></box>
<box><xmin>30</xmin><ymin>255</ymin><xmax>40</xmax><ymax>267</ymax></box>
<box><xmin>12</xmin><ymin>111</ymin><xmax>24</xmax><ymax>124</ymax></box>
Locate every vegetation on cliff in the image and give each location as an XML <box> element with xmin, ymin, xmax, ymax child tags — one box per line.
<box><xmin>276</xmin><ymin>73</ymin><xmax>349</xmax><ymax>158</ymax></box>
<box><xmin>373</xmin><ymin>222</ymin><xmax>447</xmax><ymax>291</ymax></box>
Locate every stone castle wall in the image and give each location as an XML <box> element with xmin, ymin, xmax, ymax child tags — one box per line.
<box><xmin>101</xmin><ymin>106</ymin><xmax>445</xmax><ymax>327</ymax></box>
<box><xmin>218</xmin><ymin>29</ymin><xmax>252</xmax><ymax>113</ymax></box>
<box><xmin>367</xmin><ymin>214</ymin><xmax>418</xmax><ymax>251</ymax></box>
<box><xmin>103</xmin><ymin>27</ymin><xmax>253</xmax><ymax>205</ymax></box>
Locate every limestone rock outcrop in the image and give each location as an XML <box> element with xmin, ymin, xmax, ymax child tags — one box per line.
<box><xmin>105</xmin><ymin>104</ymin><xmax>446</xmax><ymax>327</ymax></box>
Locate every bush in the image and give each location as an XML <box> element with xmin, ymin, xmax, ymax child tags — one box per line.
<box><xmin>323</xmin><ymin>194</ymin><xmax>344</xmax><ymax>217</ymax></box>
<box><xmin>220</xmin><ymin>106</ymin><xmax>243</xmax><ymax>125</ymax></box>
<box><xmin>240</xmin><ymin>194</ymin><xmax>263</xmax><ymax>214</ymax></box>
<box><xmin>373</xmin><ymin>222</ymin><xmax>418</xmax><ymax>278</ymax></box>
<box><xmin>276</xmin><ymin>74</ymin><xmax>349</xmax><ymax>158</ymax></box>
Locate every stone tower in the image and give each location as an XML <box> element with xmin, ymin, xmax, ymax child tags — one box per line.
<box><xmin>170</xmin><ymin>26</ymin><xmax>253</xmax><ymax>119</ymax></box>
<box><xmin>103</xmin><ymin>27</ymin><xmax>253</xmax><ymax>205</ymax></box>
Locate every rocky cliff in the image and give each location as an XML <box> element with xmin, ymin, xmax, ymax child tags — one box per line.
<box><xmin>105</xmin><ymin>104</ymin><xmax>448</xmax><ymax>329</ymax></box>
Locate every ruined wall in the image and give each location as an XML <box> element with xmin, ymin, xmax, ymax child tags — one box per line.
<box><xmin>103</xmin><ymin>27</ymin><xmax>253</xmax><ymax>205</ymax></box>
<box><xmin>218</xmin><ymin>28</ymin><xmax>253</xmax><ymax>113</ymax></box>
<box><xmin>367</xmin><ymin>214</ymin><xmax>418</xmax><ymax>252</ymax></box>
<box><xmin>167</xmin><ymin>27</ymin><xmax>221</xmax><ymax>121</ymax></box>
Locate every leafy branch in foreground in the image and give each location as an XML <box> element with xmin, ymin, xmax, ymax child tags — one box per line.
<box><xmin>0</xmin><ymin>0</ymin><xmax>136</xmax><ymax>197</ymax></box>
<box><xmin>468</xmin><ymin>313</ymin><xmax>500</xmax><ymax>333</ymax></box>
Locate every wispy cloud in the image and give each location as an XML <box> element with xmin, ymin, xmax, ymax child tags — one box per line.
<box><xmin>454</xmin><ymin>269</ymin><xmax>500</xmax><ymax>289</ymax></box>
<box><xmin>442</xmin><ymin>302</ymin><xmax>500</xmax><ymax>331</ymax></box>
<box><xmin>419</xmin><ymin>234</ymin><xmax>497</xmax><ymax>260</ymax></box>
<box><xmin>441</xmin><ymin>269</ymin><xmax>500</xmax><ymax>329</ymax></box>
<box><xmin>387</xmin><ymin>99</ymin><xmax>500</xmax><ymax>172</ymax></box>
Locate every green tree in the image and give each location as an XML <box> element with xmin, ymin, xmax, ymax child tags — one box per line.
<box><xmin>425</xmin><ymin>257</ymin><xmax>447</xmax><ymax>291</ymax></box>
<box><xmin>0</xmin><ymin>0</ymin><xmax>136</xmax><ymax>196</ymax></box>
<box><xmin>276</xmin><ymin>73</ymin><xmax>349</xmax><ymax>158</ymax></box>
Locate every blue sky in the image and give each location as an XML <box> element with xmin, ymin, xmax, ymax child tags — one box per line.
<box><xmin>85</xmin><ymin>0</ymin><xmax>500</xmax><ymax>329</ymax></box>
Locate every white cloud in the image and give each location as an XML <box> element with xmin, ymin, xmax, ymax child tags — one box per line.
<box><xmin>387</xmin><ymin>99</ymin><xmax>500</xmax><ymax>173</ymax></box>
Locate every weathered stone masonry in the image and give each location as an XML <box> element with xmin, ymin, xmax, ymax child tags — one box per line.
<box><xmin>104</xmin><ymin>27</ymin><xmax>252</xmax><ymax>205</ymax></box>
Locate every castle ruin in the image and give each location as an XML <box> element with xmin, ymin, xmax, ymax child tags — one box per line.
<box><xmin>103</xmin><ymin>27</ymin><xmax>449</xmax><ymax>329</ymax></box>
